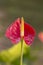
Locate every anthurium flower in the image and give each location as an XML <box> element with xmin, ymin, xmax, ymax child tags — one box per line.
<box><xmin>5</xmin><ymin>17</ymin><xmax>36</xmax><ymax>45</ymax></box>
<box><xmin>38</xmin><ymin>32</ymin><xmax>43</xmax><ymax>42</ymax></box>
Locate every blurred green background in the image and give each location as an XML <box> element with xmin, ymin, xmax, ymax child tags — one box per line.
<box><xmin>0</xmin><ymin>0</ymin><xmax>43</xmax><ymax>65</ymax></box>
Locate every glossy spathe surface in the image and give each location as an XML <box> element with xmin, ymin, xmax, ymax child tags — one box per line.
<box><xmin>24</xmin><ymin>22</ymin><xmax>35</xmax><ymax>45</ymax></box>
<box><xmin>5</xmin><ymin>18</ymin><xmax>36</xmax><ymax>45</ymax></box>
<box><xmin>5</xmin><ymin>18</ymin><xmax>21</xmax><ymax>44</ymax></box>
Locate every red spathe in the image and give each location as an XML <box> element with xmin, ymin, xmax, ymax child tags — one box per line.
<box><xmin>5</xmin><ymin>18</ymin><xmax>36</xmax><ymax>45</ymax></box>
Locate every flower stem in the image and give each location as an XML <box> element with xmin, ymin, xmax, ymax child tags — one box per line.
<box><xmin>20</xmin><ymin>39</ymin><xmax>23</xmax><ymax>65</ymax></box>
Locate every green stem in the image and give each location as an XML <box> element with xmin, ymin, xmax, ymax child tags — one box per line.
<box><xmin>20</xmin><ymin>39</ymin><xmax>23</xmax><ymax>65</ymax></box>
